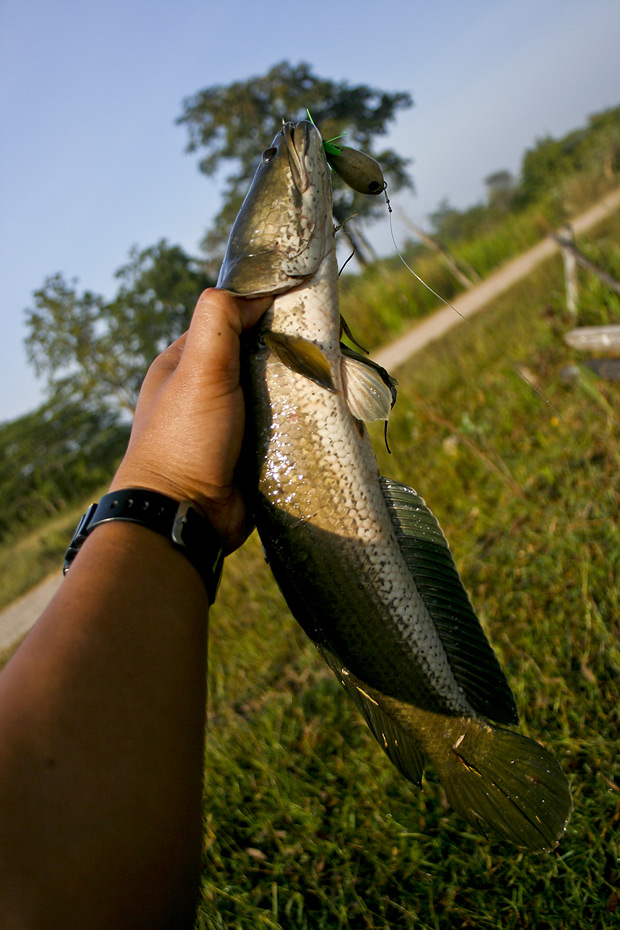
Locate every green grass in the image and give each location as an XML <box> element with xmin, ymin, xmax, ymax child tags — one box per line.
<box><xmin>197</xmin><ymin>212</ymin><xmax>620</xmax><ymax>928</ymax></box>
<box><xmin>1</xmin><ymin>206</ymin><xmax>618</xmax><ymax>928</ymax></box>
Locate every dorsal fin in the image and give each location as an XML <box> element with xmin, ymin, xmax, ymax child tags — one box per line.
<box><xmin>380</xmin><ymin>476</ymin><xmax>518</xmax><ymax>725</ymax></box>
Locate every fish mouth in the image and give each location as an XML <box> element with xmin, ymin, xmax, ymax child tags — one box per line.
<box><xmin>283</xmin><ymin>120</ymin><xmax>313</xmax><ymax>193</ymax></box>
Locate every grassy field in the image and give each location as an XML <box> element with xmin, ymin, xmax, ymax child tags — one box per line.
<box><xmin>1</xmin><ymin>210</ymin><xmax>618</xmax><ymax>928</ymax></box>
<box><xmin>196</xmin><ymin>213</ymin><xmax>620</xmax><ymax>928</ymax></box>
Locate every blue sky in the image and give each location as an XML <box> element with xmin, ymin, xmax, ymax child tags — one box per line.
<box><xmin>1</xmin><ymin>0</ymin><xmax>619</xmax><ymax>422</ymax></box>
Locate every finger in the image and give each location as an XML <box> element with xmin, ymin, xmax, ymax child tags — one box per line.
<box><xmin>178</xmin><ymin>289</ymin><xmax>267</xmax><ymax>393</ymax></box>
<box><xmin>237</xmin><ymin>293</ymin><xmax>273</xmax><ymax>331</ymax></box>
<box><xmin>148</xmin><ymin>331</ymin><xmax>190</xmax><ymax>384</ymax></box>
<box><xmin>188</xmin><ymin>288</ymin><xmax>271</xmax><ymax>343</ymax></box>
<box><xmin>135</xmin><ymin>331</ymin><xmax>190</xmax><ymax>411</ymax></box>
<box><xmin>156</xmin><ymin>330</ymin><xmax>190</xmax><ymax>371</ymax></box>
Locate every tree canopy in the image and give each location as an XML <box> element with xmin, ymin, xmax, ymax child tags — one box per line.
<box><xmin>518</xmin><ymin>105</ymin><xmax>620</xmax><ymax>207</ymax></box>
<box><xmin>177</xmin><ymin>60</ymin><xmax>414</xmax><ymax>266</ymax></box>
<box><xmin>25</xmin><ymin>240</ymin><xmax>213</xmax><ymax>415</ymax></box>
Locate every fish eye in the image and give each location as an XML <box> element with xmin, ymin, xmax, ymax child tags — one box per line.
<box><xmin>262</xmin><ymin>147</ymin><xmax>277</xmax><ymax>164</ymax></box>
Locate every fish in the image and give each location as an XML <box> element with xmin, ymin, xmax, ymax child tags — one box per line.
<box><xmin>217</xmin><ymin>119</ymin><xmax>571</xmax><ymax>851</ymax></box>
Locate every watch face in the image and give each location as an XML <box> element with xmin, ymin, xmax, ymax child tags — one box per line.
<box><xmin>171</xmin><ymin>501</ymin><xmax>224</xmax><ymax>604</ymax></box>
<box><xmin>63</xmin><ymin>502</ymin><xmax>99</xmax><ymax>574</ymax></box>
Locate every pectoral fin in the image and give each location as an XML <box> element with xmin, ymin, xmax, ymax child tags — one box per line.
<box><xmin>341</xmin><ymin>346</ymin><xmax>397</xmax><ymax>422</ymax></box>
<box><xmin>264</xmin><ymin>331</ymin><xmax>337</xmax><ymax>392</ymax></box>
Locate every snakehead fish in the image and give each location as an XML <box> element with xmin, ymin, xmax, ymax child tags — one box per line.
<box><xmin>217</xmin><ymin>119</ymin><xmax>571</xmax><ymax>851</ymax></box>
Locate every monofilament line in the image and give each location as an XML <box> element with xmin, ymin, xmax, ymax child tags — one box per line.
<box><xmin>385</xmin><ymin>201</ymin><xmax>587</xmax><ymax>461</ymax></box>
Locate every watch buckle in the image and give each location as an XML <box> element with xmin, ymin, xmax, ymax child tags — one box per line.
<box><xmin>171</xmin><ymin>500</ymin><xmax>194</xmax><ymax>548</ymax></box>
<box><xmin>63</xmin><ymin>502</ymin><xmax>98</xmax><ymax>575</ymax></box>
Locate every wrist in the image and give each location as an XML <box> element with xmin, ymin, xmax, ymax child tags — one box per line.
<box><xmin>109</xmin><ymin>467</ymin><xmax>203</xmax><ymax>513</ymax></box>
<box><xmin>109</xmin><ymin>464</ymin><xmax>228</xmax><ymax>524</ymax></box>
<box><xmin>64</xmin><ymin>488</ymin><xmax>224</xmax><ymax>605</ymax></box>
<box><xmin>110</xmin><ymin>459</ymin><xmax>249</xmax><ymax>554</ymax></box>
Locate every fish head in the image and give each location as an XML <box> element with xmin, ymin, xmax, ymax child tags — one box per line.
<box><xmin>217</xmin><ymin>120</ymin><xmax>332</xmax><ymax>296</ymax></box>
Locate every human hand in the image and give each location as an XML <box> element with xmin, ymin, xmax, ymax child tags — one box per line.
<box><xmin>109</xmin><ymin>288</ymin><xmax>271</xmax><ymax>553</ymax></box>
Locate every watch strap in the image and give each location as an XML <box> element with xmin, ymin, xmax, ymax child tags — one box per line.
<box><xmin>63</xmin><ymin>488</ymin><xmax>224</xmax><ymax>604</ymax></box>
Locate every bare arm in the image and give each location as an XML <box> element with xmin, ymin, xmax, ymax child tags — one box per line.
<box><xmin>0</xmin><ymin>289</ymin><xmax>270</xmax><ymax>929</ymax></box>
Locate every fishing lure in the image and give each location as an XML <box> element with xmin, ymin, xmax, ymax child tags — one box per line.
<box><xmin>326</xmin><ymin>145</ymin><xmax>385</xmax><ymax>195</ymax></box>
<box><xmin>306</xmin><ymin>109</ymin><xmax>386</xmax><ymax>195</ymax></box>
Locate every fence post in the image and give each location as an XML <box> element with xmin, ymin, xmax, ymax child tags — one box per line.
<box><xmin>559</xmin><ymin>224</ymin><xmax>579</xmax><ymax>318</ymax></box>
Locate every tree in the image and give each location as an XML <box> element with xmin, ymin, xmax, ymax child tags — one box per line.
<box><xmin>25</xmin><ymin>240</ymin><xmax>213</xmax><ymax>415</ymax></box>
<box><xmin>483</xmin><ymin>170</ymin><xmax>516</xmax><ymax>212</ymax></box>
<box><xmin>577</xmin><ymin>105</ymin><xmax>620</xmax><ymax>180</ymax></box>
<box><xmin>177</xmin><ymin>61</ymin><xmax>413</xmax><ymax>267</ymax></box>
<box><xmin>519</xmin><ymin>135</ymin><xmax>575</xmax><ymax>205</ymax></box>
<box><xmin>428</xmin><ymin>198</ymin><xmax>489</xmax><ymax>243</ymax></box>
<box><xmin>0</xmin><ymin>398</ymin><xmax>129</xmax><ymax>541</ymax></box>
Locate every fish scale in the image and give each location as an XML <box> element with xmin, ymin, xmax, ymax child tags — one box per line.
<box><xmin>218</xmin><ymin>118</ymin><xmax>571</xmax><ymax>850</ymax></box>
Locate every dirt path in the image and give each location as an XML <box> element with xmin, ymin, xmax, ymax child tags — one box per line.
<box><xmin>0</xmin><ymin>573</ymin><xmax>62</xmax><ymax>652</ymax></box>
<box><xmin>2</xmin><ymin>186</ymin><xmax>619</xmax><ymax>653</ymax></box>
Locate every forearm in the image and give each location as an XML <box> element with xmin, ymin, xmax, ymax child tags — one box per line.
<box><xmin>0</xmin><ymin>522</ymin><xmax>209</xmax><ymax>929</ymax></box>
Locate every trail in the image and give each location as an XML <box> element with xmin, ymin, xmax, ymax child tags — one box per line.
<box><xmin>0</xmin><ymin>573</ymin><xmax>62</xmax><ymax>652</ymax></box>
<box><xmin>1</xmin><ymin>186</ymin><xmax>619</xmax><ymax>653</ymax></box>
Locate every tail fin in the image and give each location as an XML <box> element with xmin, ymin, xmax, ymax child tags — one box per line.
<box><xmin>318</xmin><ymin>646</ymin><xmax>571</xmax><ymax>851</ymax></box>
<box><xmin>438</xmin><ymin>720</ymin><xmax>572</xmax><ymax>851</ymax></box>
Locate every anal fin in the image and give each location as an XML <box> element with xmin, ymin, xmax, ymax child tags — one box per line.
<box><xmin>317</xmin><ymin>645</ymin><xmax>425</xmax><ymax>786</ymax></box>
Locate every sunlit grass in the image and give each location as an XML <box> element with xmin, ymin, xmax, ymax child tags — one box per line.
<box><xmin>198</xmin><ymin>212</ymin><xmax>620</xmax><ymax>928</ymax></box>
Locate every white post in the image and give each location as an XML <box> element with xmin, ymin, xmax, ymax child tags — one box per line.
<box><xmin>560</xmin><ymin>224</ymin><xmax>579</xmax><ymax>318</ymax></box>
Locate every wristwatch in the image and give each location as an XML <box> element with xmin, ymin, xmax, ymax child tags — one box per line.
<box><xmin>63</xmin><ymin>488</ymin><xmax>224</xmax><ymax>605</ymax></box>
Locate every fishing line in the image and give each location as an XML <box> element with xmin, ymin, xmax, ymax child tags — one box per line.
<box><xmin>382</xmin><ymin>185</ymin><xmax>619</xmax><ymax>603</ymax></box>
<box><xmin>382</xmin><ymin>184</ymin><xmax>590</xmax><ymax>466</ymax></box>
<box><xmin>311</xmin><ymin>114</ymin><xmax>599</xmax><ymax>506</ymax></box>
